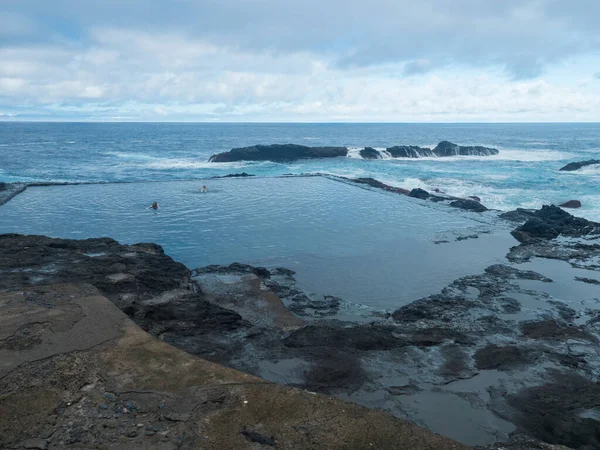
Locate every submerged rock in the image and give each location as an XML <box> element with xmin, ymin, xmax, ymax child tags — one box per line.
<box><xmin>559</xmin><ymin>159</ymin><xmax>600</xmax><ymax>171</ymax></box>
<box><xmin>211</xmin><ymin>172</ymin><xmax>255</xmax><ymax>178</ymax></box>
<box><xmin>558</xmin><ymin>200</ymin><xmax>581</xmax><ymax>208</ymax></box>
<box><xmin>359</xmin><ymin>147</ymin><xmax>382</xmax><ymax>159</ymax></box>
<box><xmin>208</xmin><ymin>144</ymin><xmax>348</xmax><ymax>162</ymax></box>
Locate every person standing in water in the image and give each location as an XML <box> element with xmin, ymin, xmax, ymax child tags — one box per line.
<box><xmin>202</xmin><ymin>185</ymin><xmax>207</xmax><ymax>192</ymax></box>
<box><xmin>149</xmin><ymin>201</ymin><xmax>160</xmax><ymax>209</ymax></box>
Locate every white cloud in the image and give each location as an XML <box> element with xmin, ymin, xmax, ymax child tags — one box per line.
<box><xmin>0</xmin><ymin>19</ymin><xmax>600</xmax><ymax>121</ymax></box>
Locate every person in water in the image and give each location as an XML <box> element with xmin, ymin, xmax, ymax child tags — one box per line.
<box><xmin>202</xmin><ymin>185</ymin><xmax>207</xmax><ymax>192</ymax></box>
<box><xmin>149</xmin><ymin>201</ymin><xmax>160</xmax><ymax>209</ymax></box>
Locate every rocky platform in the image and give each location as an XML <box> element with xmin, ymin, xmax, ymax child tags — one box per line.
<box><xmin>0</xmin><ymin>235</ymin><xmax>469</xmax><ymax>450</ymax></box>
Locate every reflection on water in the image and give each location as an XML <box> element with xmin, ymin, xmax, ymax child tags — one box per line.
<box><xmin>0</xmin><ymin>176</ymin><xmax>514</xmax><ymax>309</ymax></box>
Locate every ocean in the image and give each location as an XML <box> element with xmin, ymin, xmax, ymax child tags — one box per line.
<box><xmin>1</xmin><ymin>122</ymin><xmax>599</xmax><ymax>220</ymax></box>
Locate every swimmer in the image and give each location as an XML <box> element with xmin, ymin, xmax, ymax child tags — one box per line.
<box><xmin>149</xmin><ymin>201</ymin><xmax>160</xmax><ymax>209</ymax></box>
<box><xmin>202</xmin><ymin>185</ymin><xmax>207</xmax><ymax>193</ymax></box>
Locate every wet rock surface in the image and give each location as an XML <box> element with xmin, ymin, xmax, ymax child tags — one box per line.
<box><xmin>559</xmin><ymin>200</ymin><xmax>582</xmax><ymax>208</ymax></box>
<box><xmin>559</xmin><ymin>159</ymin><xmax>600</xmax><ymax>171</ymax></box>
<box><xmin>0</xmin><ymin>182</ymin><xmax>27</xmax><ymax>206</ymax></box>
<box><xmin>209</xmin><ymin>144</ymin><xmax>349</xmax><ymax>162</ymax></box>
<box><xmin>208</xmin><ymin>141</ymin><xmax>499</xmax><ymax>162</ymax></box>
<box><xmin>449</xmin><ymin>198</ymin><xmax>489</xmax><ymax>212</ymax></box>
<box><xmin>211</xmin><ymin>172</ymin><xmax>255</xmax><ymax>178</ymax></box>
<box><xmin>433</xmin><ymin>141</ymin><xmax>499</xmax><ymax>157</ymax></box>
<box><xmin>359</xmin><ymin>146</ymin><xmax>382</xmax><ymax>159</ymax></box>
<box><xmin>387</xmin><ymin>145</ymin><xmax>434</xmax><ymax>158</ymax></box>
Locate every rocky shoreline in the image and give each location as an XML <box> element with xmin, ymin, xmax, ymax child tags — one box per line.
<box><xmin>1</xmin><ymin>198</ymin><xmax>600</xmax><ymax>449</ymax></box>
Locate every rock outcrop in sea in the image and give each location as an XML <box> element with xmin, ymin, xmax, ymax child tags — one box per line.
<box><xmin>209</xmin><ymin>141</ymin><xmax>499</xmax><ymax>162</ymax></box>
<box><xmin>559</xmin><ymin>159</ymin><xmax>600</xmax><ymax>171</ymax></box>
<box><xmin>209</xmin><ymin>144</ymin><xmax>349</xmax><ymax>162</ymax></box>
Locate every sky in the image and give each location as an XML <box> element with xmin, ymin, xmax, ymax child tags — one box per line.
<box><xmin>1</xmin><ymin>0</ymin><xmax>600</xmax><ymax>122</ymax></box>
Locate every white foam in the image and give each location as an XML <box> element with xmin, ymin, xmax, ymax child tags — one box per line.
<box><xmin>383</xmin><ymin>148</ymin><xmax>574</xmax><ymax>162</ymax></box>
<box><xmin>143</xmin><ymin>159</ymin><xmax>252</xmax><ymax>170</ymax></box>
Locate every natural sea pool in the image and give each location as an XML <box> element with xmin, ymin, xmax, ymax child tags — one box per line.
<box><xmin>0</xmin><ymin>176</ymin><xmax>515</xmax><ymax>309</ymax></box>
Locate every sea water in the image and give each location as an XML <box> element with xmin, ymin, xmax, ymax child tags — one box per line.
<box><xmin>1</xmin><ymin>122</ymin><xmax>599</xmax><ymax>220</ymax></box>
<box><xmin>0</xmin><ymin>176</ymin><xmax>513</xmax><ymax>309</ymax></box>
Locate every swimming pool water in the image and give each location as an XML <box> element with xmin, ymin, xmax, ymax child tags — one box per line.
<box><xmin>0</xmin><ymin>176</ymin><xmax>514</xmax><ymax>309</ymax></box>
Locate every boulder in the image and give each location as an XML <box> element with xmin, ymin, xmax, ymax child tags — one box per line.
<box><xmin>448</xmin><ymin>199</ymin><xmax>488</xmax><ymax>212</ymax></box>
<box><xmin>559</xmin><ymin>200</ymin><xmax>581</xmax><ymax>209</ymax></box>
<box><xmin>409</xmin><ymin>188</ymin><xmax>431</xmax><ymax>200</ymax></box>
<box><xmin>209</xmin><ymin>144</ymin><xmax>348</xmax><ymax>162</ymax></box>
<box><xmin>386</xmin><ymin>146</ymin><xmax>434</xmax><ymax>158</ymax></box>
<box><xmin>559</xmin><ymin>159</ymin><xmax>600</xmax><ymax>171</ymax></box>
<box><xmin>510</xmin><ymin>205</ymin><xmax>600</xmax><ymax>243</ymax></box>
<box><xmin>359</xmin><ymin>147</ymin><xmax>382</xmax><ymax>159</ymax></box>
<box><xmin>432</xmin><ymin>141</ymin><xmax>499</xmax><ymax>157</ymax></box>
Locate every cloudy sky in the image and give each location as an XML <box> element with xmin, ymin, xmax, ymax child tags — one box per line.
<box><xmin>1</xmin><ymin>0</ymin><xmax>600</xmax><ymax>122</ymax></box>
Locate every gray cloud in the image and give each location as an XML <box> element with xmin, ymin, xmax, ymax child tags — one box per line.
<box><xmin>3</xmin><ymin>0</ymin><xmax>599</xmax><ymax>78</ymax></box>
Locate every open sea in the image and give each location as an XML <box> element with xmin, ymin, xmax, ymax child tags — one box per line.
<box><xmin>1</xmin><ymin>122</ymin><xmax>599</xmax><ymax>220</ymax></box>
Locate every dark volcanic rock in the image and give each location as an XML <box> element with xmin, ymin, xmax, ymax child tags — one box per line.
<box><xmin>409</xmin><ymin>188</ymin><xmax>431</xmax><ymax>200</ymax></box>
<box><xmin>385</xmin><ymin>142</ymin><xmax>498</xmax><ymax>158</ymax></box>
<box><xmin>0</xmin><ymin>182</ymin><xmax>7</xmax><ymax>191</ymax></box>
<box><xmin>386</xmin><ymin>145</ymin><xmax>434</xmax><ymax>158</ymax></box>
<box><xmin>484</xmin><ymin>264</ymin><xmax>553</xmax><ymax>282</ymax></box>
<box><xmin>558</xmin><ymin>200</ymin><xmax>581</xmax><ymax>208</ymax></box>
<box><xmin>474</xmin><ymin>345</ymin><xmax>538</xmax><ymax>370</ymax></box>
<box><xmin>520</xmin><ymin>319</ymin><xmax>598</xmax><ymax>343</ymax></box>
<box><xmin>0</xmin><ymin>234</ymin><xmax>190</xmax><ymax>300</ymax></box>
<box><xmin>284</xmin><ymin>325</ymin><xmax>406</xmax><ymax>351</ymax></box>
<box><xmin>449</xmin><ymin>199</ymin><xmax>488</xmax><ymax>212</ymax></box>
<box><xmin>193</xmin><ymin>262</ymin><xmax>271</xmax><ymax>279</ymax></box>
<box><xmin>138</xmin><ymin>293</ymin><xmax>247</xmax><ymax>334</ymax></box>
<box><xmin>350</xmin><ymin>178</ymin><xmax>410</xmax><ymax>194</ymax></box>
<box><xmin>510</xmin><ymin>205</ymin><xmax>600</xmax><ymax>243</ymax></box>
<box><xmin>559</xmin><ymin>159</ymin><xmax>600</xmax><ymax>171</ymax></box>
<box><xmin>208</xmin><ymin>144</ymin><xmax>348</xmax><ymax>162</ymax></box>
<box><xmin>242</xmin><ymin>430</ymin><xmax>275</xmax><ymax>446</ymax></box>
<box><xmin>499</xmin><ymin>208</ymin><xmax>537</xmax><ymax>223</ymax></box>
<box><xmin>432</xmin><ymin>141</ymin><xmax>499</xmax><ymax>157</ymax></box>
<box><xmin>506</xmin><ymin>371</ymin><xmax>600</xmax><ymax>449</ymax></box>
<box><xmin>575</xmin><ymin>276</ymin><xmax>600</xmax><ymax>285</ymax></box>
<box><xmin>359</xmin><ymin>147</ymin><xmax>382</xmax><ymax>159</ymax></box>
<box><xmin>211</xmin><ymin>172</ymin><xmax>255</xmax><ymax>178</ymax></box>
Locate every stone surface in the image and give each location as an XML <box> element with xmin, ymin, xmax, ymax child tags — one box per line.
<box><xmin>558</xmin><ymin>200</ymin><xmax>581</xmax><ymax>208</ymax></box>
<box><xmin>559</xmin><ymin>159</ymin><xmax>600</xmax><ymax>171</ymax></box>
<box><xmin>449</xmin><ymin>199</ymin><xmax>488</xmax><ymax>212</ymax></box>
<box><xmin>209</xmin><ymin>144</ymin><xmax>348</xmax><ymax>162</ymax></box>
<box><xmin>359</xmin><ymin>147</ymin><xmax>382</xmax><ymax>159</ymax></box>
<box><xmin>0</xmin><ymin>284</ymin><xmax>468</xmax><ymax>450</ymax></box>
<box><xmin>409</xmin><ymin>188</ymin><xmax>431</xmax><ymax>199</ymax></box>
